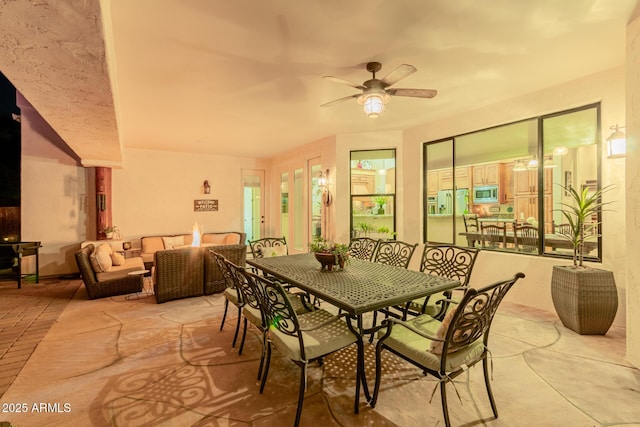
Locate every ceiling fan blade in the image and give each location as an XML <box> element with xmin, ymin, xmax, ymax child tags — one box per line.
<box><xmin>322</xmin><ymin>75</ymin><xmax>365</xmax><ymax>90</ymax></box>
<box><xmin>320</xmin><ymin>94</ymin><xmax>360</xmax><ymax>107</ymax></box>
<box><xmin>386</xmin><ymin>88</ymin><xmax>438</xmax><ymax>98</ymax></box>
<box><xmin>380</xmin><ymin>64</ymin><xmax>417</xmax><ymax>86</ymax></box>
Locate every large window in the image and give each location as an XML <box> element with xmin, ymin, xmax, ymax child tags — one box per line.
<box><xmin>423</xmin><ymin>104</ymin><xmax>601</xmax><ymax>261</ymax></box>
<box><xmin>350</xmin><ymin>149</ymin><xmax>396</xmax><ymax>240</ymax></box>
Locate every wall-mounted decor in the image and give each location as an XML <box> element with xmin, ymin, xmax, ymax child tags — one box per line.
<box><xmin>564</xmin><ymin>171</ymin><xmax>572</xmax><ymax>196</ymax></box>
<box><xmin>194</xmin><ymin>199</ymin><xmax>218</xmax><ymax>212</ymax></box>
<box><xmin>203</xmin><ymin>180</ymin><xmax>210</xmax><ymax>194</ymax></box>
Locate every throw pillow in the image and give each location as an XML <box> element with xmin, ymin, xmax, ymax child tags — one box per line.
<box><xmin>110</xmin><ymin>251</ymin><xmax>125</xmax><ymax>266</ymax></box>
<box><xmin>429</xmin><ymin>308</ymin><xmax>457</xmax><ymax>354</ymax></box>
<box><xmin>162</xmin><ymin>236</ymin><xmax>185</xmax><ymax>249</ymax></box>
<box><xmin>260</xmin><ymin>245</ymin><xmax>287</xmax><ymax>258</ymax></box>
<box><xmin>96</xmin><ymin>243</ymin><xmax>113</xmax><ymax>254</ymax></box>
<box><xmin>90</xmin><ymin>248</ymin><xmax>113</xmax><ymax>272</ymax></box>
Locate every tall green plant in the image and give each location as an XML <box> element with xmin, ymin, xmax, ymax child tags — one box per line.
<box><xmin>558</xmin><ymin>184</ymin><xmax>613</xmax><ymax>268</ymax></box>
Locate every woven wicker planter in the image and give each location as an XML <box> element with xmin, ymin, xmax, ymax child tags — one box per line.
<box><xmin>551</xmin><ymin>265</ymin><xmax>618</xmax><ymax>335</ymax></box>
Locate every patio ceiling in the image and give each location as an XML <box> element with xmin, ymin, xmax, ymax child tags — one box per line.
<box><xmin>0</xmin><ymin>0</ymin><xmax>638</xmax><ymax>167</ymax></box>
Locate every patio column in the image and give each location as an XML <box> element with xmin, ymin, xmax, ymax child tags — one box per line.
<box><xmin>95</xmin><ymin>167</ymin><xmax>112</xmax><ymax>240</ymax></box>
<box><xmin>625</xmin><ymin>12</ymin><xmax>640</xmax><ymax>367</ymax></box>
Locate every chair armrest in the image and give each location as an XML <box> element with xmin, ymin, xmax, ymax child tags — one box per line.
<box><xmin>381</xmin><ymin>317</ymin><xmax>444</xmax><ymax>342</ymax></box>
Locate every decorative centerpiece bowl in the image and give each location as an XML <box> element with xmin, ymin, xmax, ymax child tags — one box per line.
<box><xmin>315</xmin><ymin>252</ymin><xmax>340</xmax><ymax>271</ymax></box>
<box><xmin>309</xmin><ymin>236</ymin><xmax>349</xmax><ymax>271</ymax></box>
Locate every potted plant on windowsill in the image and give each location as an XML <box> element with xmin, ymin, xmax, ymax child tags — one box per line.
<box><xmin>372</xmin><ymin>196</ymin><xmax>388</xmax><ymax>215</ymax></box>
<box><xmin>550</xmin><ymin>184</ymin><xmax>617</xmax><ymax>335</ymax></box>
<box><xmin>309</xmin><ymin>236</ymin><xmax>350</xmax><ymax>271</ymax></box>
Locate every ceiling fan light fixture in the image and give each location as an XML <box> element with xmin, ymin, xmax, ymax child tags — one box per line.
<box><xmin>553</xmin><ymin>146</ymin><xmax>568</xmax><ymax>156</ymax></box>
<box><xmin>526</xmin><ymin>158</ymin><xmax>539</xmax><ymax>169</ymax></box>
<box><xmin>362</xmin><ymin>94</ymin><xmax>388</xmax><ymax>119</ymax></box>
<box><xmin>513</xmin><ymin>160</ymin><xmax>527</xmax><ymax>172</ymax></box>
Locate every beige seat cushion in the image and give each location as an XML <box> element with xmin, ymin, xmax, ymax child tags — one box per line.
<box><xmin>382</xmin><ymin>314</ymin><xmax>484</xmax><ymax>372</ymax></box>
<box><xmin>268</xmin><ymin>309</ymin><xmax>357</xmax><ymax>362</ymax></box>
<box><xmin>95</xmin><ymin>257</ymin><xmax>145</xmax><ymax>281</ymax></box>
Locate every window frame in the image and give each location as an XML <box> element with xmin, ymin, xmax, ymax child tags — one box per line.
<box><xmin>422</xmin><ymin>103</ymin><xmax>602</xmax><ymax>262</ymax></box>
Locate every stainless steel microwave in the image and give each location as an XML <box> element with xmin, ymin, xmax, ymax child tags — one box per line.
<box><xmin>473</xmin><ymin>185</ymin><xmax>499</xmax><ymax>203</ymax></box>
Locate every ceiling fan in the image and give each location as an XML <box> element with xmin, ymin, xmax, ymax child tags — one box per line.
<box><xmin>321</xmin><ymin>62</ymin><xmax>437</xmax><ymax>118</ymax></box>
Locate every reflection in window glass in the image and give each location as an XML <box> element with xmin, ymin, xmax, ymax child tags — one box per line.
<box><xmin>423</xmin><ymin>104</ymin><xmax>600</xmax><ymax>260</ymax></box>
<box><xmin>350</xmin><ymin>150</ymin><xmax>396</xmax><ymax>240</ymax></box>
<box><xmin>294</xmin><ymin>168</ymin><xmax>304</xmax><ymax>251</ymax></box>
<box><xmin>280</xmin><ymin>172</ymin><xmax>289</xmax><ymax>242</ymax></box>
<box><xmin>543</xmin><ymin>107</ymin><xmax>599</xmax><ymax>257</ymax></box>
<box><xmin>310</xmin><ymin>163</ymin><xmax>322</xmax><ymax>240</ymax></box>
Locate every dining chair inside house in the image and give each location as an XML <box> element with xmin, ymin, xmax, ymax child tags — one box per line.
<box><xmin>463</xmin><ymin>213</ymin><xmax>480</xmax><ymax>232</ymax></box>
<box><xmin>480</xmin><ymin>223</ymin><xmax>507</xmax><ymax>249</ymax></box>
<box><xmin>372</xmin><ymin>240</ymin><xmax>418</xmax><ymax>269</ymax></box>
<box><xmin>463</xmin><ymin>213</ymin><xmax>481</xmax><ymax>247</ymax></box>
<box><xmin>371</xmin><ymin>272</ymin><xmax>526</xmax><ymax>427</ymax></box>
<box><xmin>552</xmin><ymin>220</ymin><xmax>572</xmax><ymax>235</ymax></box>
<box><xmin>348</xmin><ymin>237</ymin><xmax>379</xmax><ymax>261</ymax></box>
<box><xmin>211</xmin><ymin>250</ymin><xmax>243</xmax><ymax>348</ymax></box>
<box><xmin>402</xmin><ymin>244</ymin><xmax>480</xmax><ymax>320</ymax></box>
<box><xmin>247</xmin><ymin>271</ymin><xmax>365</xmax><ymax>427</ymax></box>
<box><xmin>514</xmin><ymin>224</ymin><xmax>539</xmax><ymax>253</ymax></box>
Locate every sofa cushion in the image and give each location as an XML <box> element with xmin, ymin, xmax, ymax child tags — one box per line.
<box><xmin>90</xmin><ymin>244</ymin><xmax>113</xmax><ymax>272</ymax></box>
<box><xmin>162</xmin><ymin>236</ymin><xmax>185</xmax><ymax>249</ymax></box>
<box><xmin>141</xmin><ymin>237</ymin><xmax>165</xmax><ymax>256</ymax></box>
<box><xmin>95</xmin><ymin>257</ymin><xmax>145</xmax><ymax>281</ymax></box>
<box><xmin>111</xmin><ymin>251</ymin><xmax>125</xmax><ymax>266</ymax></box>
<box><xmin>202</xmin><ymin>233</ymin><xmax>241</xmax><ymax>245</ymax></box>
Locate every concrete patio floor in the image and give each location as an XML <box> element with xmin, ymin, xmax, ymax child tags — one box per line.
<box><xmin>0</xmin><ymin>278</ymin><xmax>638</xmax><ymax>426</ymax></box>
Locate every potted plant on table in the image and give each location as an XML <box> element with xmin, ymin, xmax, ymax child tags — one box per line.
<box><xmin>309</xmin><ymin>236</ymin><xmax>350</xmax><ymax>271</ymax></box>
<box><xmin>550</xmin><ymin>184</ymin><xmax>617</xmax><ymax>335</ymax></box>
<box><xmin>102</xmin><ymin>226</ymin><xmax>119</xmax><ymax>240</ymax></box>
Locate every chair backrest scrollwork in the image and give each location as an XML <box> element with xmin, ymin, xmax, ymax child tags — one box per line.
<box><xmin>373</xmin><ymin>240</ymin><xmax>418</xmax><ymax>269</ymax></box>
<box><xmin>420</xmin><ymin>244</ymin><xmax>479</xmax><ymax>287</ymax></box>
<box><xmin>348</xmin><ymin>237</ymin><xmax>379</xmax><ymax>261</ymax></box>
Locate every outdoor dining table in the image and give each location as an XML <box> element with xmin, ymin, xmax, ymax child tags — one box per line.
<box><xmin>247</xmin><ymin>252</ymin><xmax>460</xmax><ymax>405</ymax></box>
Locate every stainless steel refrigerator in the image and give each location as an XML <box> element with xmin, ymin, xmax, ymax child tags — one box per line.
<box><xmin>437</xmin><ymin>188</ymin><xmax>469</xmax><ymax>215</ymax></box>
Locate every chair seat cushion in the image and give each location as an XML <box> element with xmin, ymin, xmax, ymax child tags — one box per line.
<box><xmin>382</xmin><ymin>315</ymin><xmax>485</xmax><ymax>372</ymax></box>
<box><xmin>242</xmin><ymin>305</ymin><xmax>262</xmax><ymax>328</ymax></box>
<box><xmin>223</xmin><ymin>287</ymin><xmax>240</xmax><ymax>306</ymax></box>
<box><xmin>95</xmin><ymin>257</ymin><xmax>145</xmax><ymax>281</ymax></box>
<box><xmin>269</xmin><ymin>309</ymin><xmax>357</xmax><ymax>362</ymax></box>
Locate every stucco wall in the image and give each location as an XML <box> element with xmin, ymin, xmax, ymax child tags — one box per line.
<box><xmin>111</xmin><ymin>148</ymin><xmax>266</xmax><ymax>246</ymax></box>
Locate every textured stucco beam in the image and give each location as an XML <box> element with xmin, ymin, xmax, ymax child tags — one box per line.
<box><xmin>0</xmin><ymin>0</ymin><xmax>122</xmax><ymax>167</ymax></box>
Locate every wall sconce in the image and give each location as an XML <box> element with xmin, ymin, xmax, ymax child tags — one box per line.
<box><xmin>203</xmin><ymin>180</ymin><xmax>211</xmax><ymax>194</ymax></box>
<box><xmin>526</xmin><ymin>158</ymin><xmax>539</xmax><ymax>169</ymax></box>
<box><xmin>543</xmin><ymin>156</ymin><xmax>557</xmax><ymax>169</ymax></box>
<box><xmin>606</xmin><ymin>124</ymin><xmax>626</xmax><ymax>158</ymax></box>
<box><xmin>318</xmin><ymin>169</ymin><xmax>332</xmax><ymax>205</ymax></box>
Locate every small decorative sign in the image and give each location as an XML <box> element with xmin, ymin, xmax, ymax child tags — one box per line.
<box><xmin>194</xmin><ymin>199</ymin><xmax>218</xmax><ymax>212</ymax></box>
